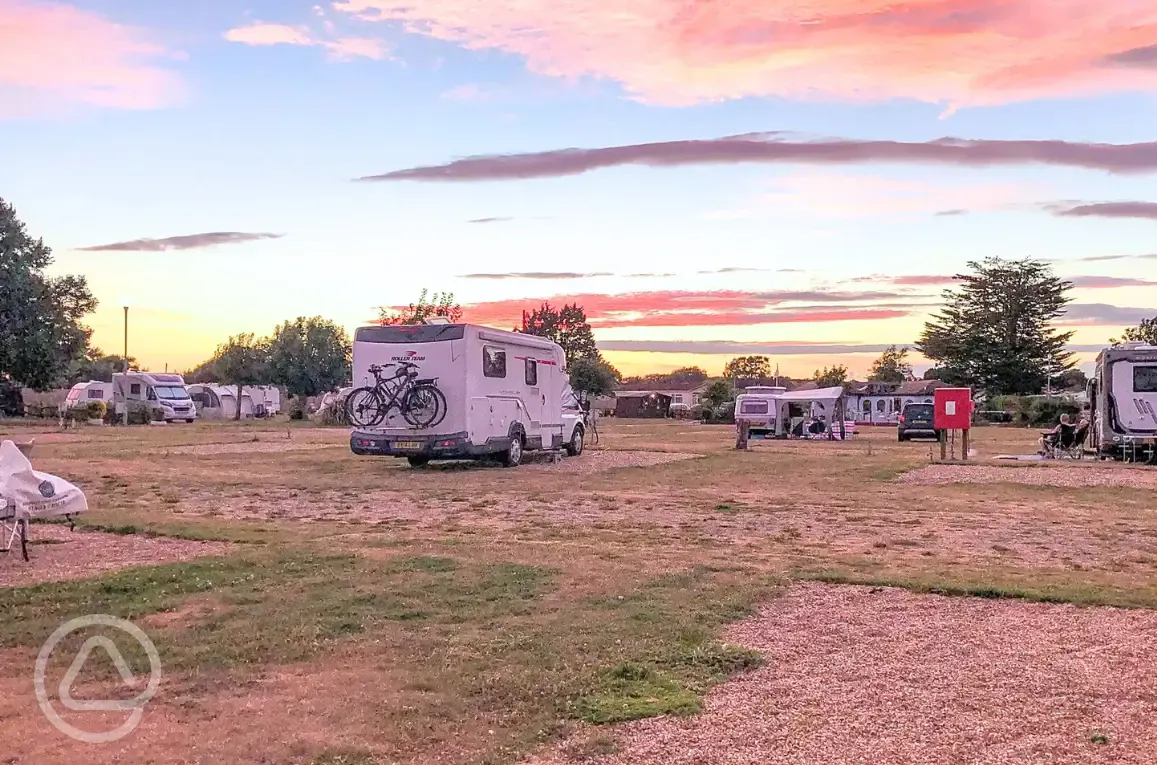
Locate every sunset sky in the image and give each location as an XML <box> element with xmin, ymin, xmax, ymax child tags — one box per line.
<box><xmin>4</xmin><ymin>0</ymin><xmax>1157</xmax><ymax>379</ymax></box>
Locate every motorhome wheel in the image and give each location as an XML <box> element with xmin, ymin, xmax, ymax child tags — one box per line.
<box><xmin>566</xmin><ymin>426</ymin><xmax>584</xmax><ymax>457</ymax></box>
<box><xmin>502</xmin><ymin>435</ymin><xmax>523</xmax><ymax>467</ymax></box>
<box><xmin>407</xmin><ymin>456</ymin><xmax>430</xmax><ymax>468</ymax></box>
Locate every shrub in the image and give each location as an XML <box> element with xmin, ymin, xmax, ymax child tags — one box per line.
<box><xmin>84</xmin><ymin>401</ymin><xmax>107</xmax><ymax>420</ymax></box>
<box><xmin>1028</xmin><ymin>398</ymin><xmax>1081</xmax><ymax>428</ymax></box>
<box><xmin>316</xmin><ymin>390</ymin><xmax>350</xmax><ymax>426</ymax></box>
<box><xmin>288</xmin><ymin>397</ymin><xmax>306</xmax><ymax>421</ymax></box>
<box><xmin>127</xmin><ymin>402</ymin><xmax>153</xmax><ymax>425</ymax></box>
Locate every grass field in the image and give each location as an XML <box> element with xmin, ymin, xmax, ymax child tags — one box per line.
<box><xmin>0</xmin><ymin>419</ymin><xmax>1155</xmax><ymax>763</ymax></box>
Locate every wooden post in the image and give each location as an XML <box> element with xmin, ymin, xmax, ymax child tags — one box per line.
<box><xmin>736</xmin><ymin>420</ymin><xmax>750</xmax><ymax>450</ymax></box>
<box><xmin>939</xmin><ymin>430</ymin><xmax>947</xmax><ymax>462</ymax></box>
<box><xmin>962</xmin><ymin>429</ymin><xmax>970</xmax><ymax>461</ymax></box>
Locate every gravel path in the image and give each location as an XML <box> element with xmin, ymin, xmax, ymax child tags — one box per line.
<box><xmin>0</xmin><ymin>524</ymin><xmax>232</xmax><ymax>587</ymax></box>
<box><xmin>528</xmin><ymin>583</ymin><xmax>1157</xmax><ymax>765</ymax></box>
<box><xmin>899</xmin><ymin>464</ymin><xmax>1157</xmax><ymax>489</ymax></box>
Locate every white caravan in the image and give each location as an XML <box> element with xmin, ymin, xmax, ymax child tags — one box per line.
<box><xmin>1088</xmin><ymin>343</ymin><xmax>1157</xmax><ymax>461</ymax></box>
<box><xmin>111</xmin><ymin>372</ymin><xmax>197</xmax><ymax>422</ymax></box>
<box><xmin>63</xmin><ymin>381</ymin><xmax>112</xmax><ymax>411</ymax></box>
<box><xmin>348</xmin><ymin>322</ymin><xmax>585</xmax><ymax>466</ymax></box>
<box><xmin>734</xmin><ymin>385</ymin><xmax>849</xmax><ymax>438</ymax></box>
<box><xmin>247</xmin><ymin>385</ymin><xmax>281</xmax><ymax>416</ymax></box>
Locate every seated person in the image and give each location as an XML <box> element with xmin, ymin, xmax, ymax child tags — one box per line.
<box><xmin>1038</xmin><ymin>413</ymin><xmax>1076</xmax><ymax>454</ymax></box>
<box><xmin>808</xmin><ymin>417</ymin><xmax>826</xmax><ymax>436</ymax></box>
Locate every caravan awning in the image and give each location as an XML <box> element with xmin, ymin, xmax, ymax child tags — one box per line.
<box><xmin>774</xmin><ymin>386</ymin><xmax>844</xmax><ymax>403</ymax></box>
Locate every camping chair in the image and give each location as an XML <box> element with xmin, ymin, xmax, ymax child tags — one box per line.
<box><xmin>0</xmin><ymin>497</ymin><xmax>29</xmax><ymax>561</ymax></box>
<box><xmin>1046</xmin><ymin>423</ymin><xmax>1088</xmax><ymax>460</ymax></box>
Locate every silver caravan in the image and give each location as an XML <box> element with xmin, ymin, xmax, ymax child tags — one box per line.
<box><xmin>348</xmin><ymin>322</ymin><xmax>585</xmax><ymax>467</ymax></box>
<box><xmin>1088</xmin><ymin>343</ymin><xmax>1157</xmax><ymax>461</ymax></box>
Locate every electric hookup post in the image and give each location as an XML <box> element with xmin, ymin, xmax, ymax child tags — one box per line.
<box><xmin>934</xmin><ymin>387</ymin><xmax>974</xmax><ymax>461</ymax></box>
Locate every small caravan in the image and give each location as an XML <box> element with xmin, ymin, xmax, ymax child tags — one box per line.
<box><xmin>1088</xmin><ymin>343</ymin><xmax>1157</xmax><ymax>460</ymax></box>
<box><xmin>111</xmin><ymin>372</ymin><xmax>197</xmax><ymax>422</ymax></box>
<box><xmin>734</xmin><ymin>385</ymin><xmax>851</xmax><ymax>439</ymax></box>
<box><xmin>63</xmin><ymin>381</ymin><xmax>112</xmax><ymax>411</ymax></box>
<box><xmin>348</xmin><ymin>322</ymin><xmax>585</xmax><ymax>466</ymax></box>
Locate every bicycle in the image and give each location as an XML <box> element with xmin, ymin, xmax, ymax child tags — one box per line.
<box><xmin>345</xmin><ymin>362</ymin><xmax>447</xmax><ymax>429</ymax></box>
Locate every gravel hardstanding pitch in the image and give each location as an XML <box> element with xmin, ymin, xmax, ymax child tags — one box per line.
<box><xmin>527</xmin><ymin>583</ymin><xmax>1157</xmax><ymax>765</ymax></box>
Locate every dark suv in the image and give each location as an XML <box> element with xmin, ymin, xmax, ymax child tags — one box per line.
<box><xmin>897</xmin><ymin>402</ymin><xmax>939</xmax><ymax>442</ymax></box>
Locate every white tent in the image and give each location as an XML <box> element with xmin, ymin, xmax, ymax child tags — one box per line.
<box><xmin>771</xmin><ymin>386</ymin><xmax>849</xmax><ymax>438</ymax></box>
<box><xmin>188</xmin><ymin>384</ymin><xmax>255</xmax><ymax>420</ymax></box>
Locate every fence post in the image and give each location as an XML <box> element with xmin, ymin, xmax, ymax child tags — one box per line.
<box><xmin>736</xmin><ymin>420</ymin><xmax>750</xmax><ymax>450</ymax></box>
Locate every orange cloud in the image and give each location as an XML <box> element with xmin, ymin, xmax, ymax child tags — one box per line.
<box><xmin>333</xmin><ymin>0</ymin><xmax>1157</xmax><ymax>108</ymax></box>
<box><xmin>0</xmin><ymin>0</ymin><xmax>181</xmax><ymax>116</ymax></box>
<box><xmin>224</xmin><ymin>21</ymin><xmax>387</xmax><ymax>60</ymax></box>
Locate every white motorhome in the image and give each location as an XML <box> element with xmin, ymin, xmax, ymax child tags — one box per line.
<box><xmin>63</xmin><ymin>381</ymin><xmax>112</xmax><ymax>411</ymax></box>
<box><xmin>111</xmin><ymin>372</ymin><xmax>197</xmax><ymax>423</ymax></box>
<box><xmin>348</xmin><ymin>322</ymin><xmax>585</xmax><ymax>467</ymax></box>
<box><xmin>1088</xmin><ymin>343</ymin><xmax>1157</xmax><ymax>461</ymax></box>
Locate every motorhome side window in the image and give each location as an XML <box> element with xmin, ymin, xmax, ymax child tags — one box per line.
<box><xmin>483</xmin><ymin>346</ymin><xmax>507</xmax><ymax>378</ymax></box>
<box><xmin>525</xmin><ymin>358</ymin><xmax>538</xmax><ymax>386</ymax></box>
<box><xmin>130</xmin><ymin>383</ymin><xmax>141</xmax><ymax>395</ymax></box>
<box><xmin>1135</xmin><ymin>366</ymin><xmax>1157</xmax><ymax>393</ymax></box>
<box><xmin>87</xmin><ymin>389</ymin><xmax>102</xmax><ymax>399</ymax></box>
<box><xmin>147</xmin><ymin>387</ymin><xmax>157</xmax><ymax>401</ymax></box>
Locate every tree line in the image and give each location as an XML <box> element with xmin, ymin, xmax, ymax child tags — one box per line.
<box><xmin>5</xmin><ymin>195</ymin><xmax>1156</xmax><ymax>406</ymax></box>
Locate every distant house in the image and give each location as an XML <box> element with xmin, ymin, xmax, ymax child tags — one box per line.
<box><xmin>615</xmin><ymin>391</ymin><xmax>673</xmax><ymax>418</ymax></box>
<box><xmin>615</xmin><ymin>379</ymin><xmax>711</xmax><ymax>410</ymax></box>
<box><xmin>843</xmin><ymin>379</ymin><xmax>946</xmax><ymax>423</ymax></box>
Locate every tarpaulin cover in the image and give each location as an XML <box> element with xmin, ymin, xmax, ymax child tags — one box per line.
<box><xmin>0</xmin><ymin>440</ymin><xmax>88</xmax><ymax>519</ymax></box>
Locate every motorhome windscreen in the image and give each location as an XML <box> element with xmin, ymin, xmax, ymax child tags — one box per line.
<box><xmin>355</xmin><ymin>325</ymin><xmax>466</xmax><ymax>343</ymax></box>
<box><xmin>154</xmin><ymin>386</ymin><xmax>190</xmax><ymax>400</ymax></box>
<box><xmin>1134</xmin><ymin>366</ymin><xmax>1157</xmax><ymax>393</ymax></box>
<box><xmin>740</xmin><ymin>400</ymin><xmax>770</xmax><ymax>415</ymax></box>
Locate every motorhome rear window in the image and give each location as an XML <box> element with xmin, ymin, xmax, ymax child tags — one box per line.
<box><xmin>355</xmin><ymin>325</ymin><xmax>466</xmax><ymax>344</ymax></box>
<box><xmin>740</xmin><ymin>400</ymin><xmax>769</xmax><ymax>415</ymax></box>
<box><xmin>1134</xmin><ymin>366</ymin><xmax>1157</xmax><ymax>393</ymax></box>
<box><xmin>525</xmin><ymin>358</ymin><xmax>538</xmax><ymax>386</ymax></box>
<box><xmin>483</xmin><ymin>346</ymin><xmax>507</xmax><ymax>378</ymax></box>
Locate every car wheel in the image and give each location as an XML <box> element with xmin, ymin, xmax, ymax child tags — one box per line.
<box><xmin>566</xmin><ymin>426</ymin><xmax>585</xmax><ymax>457</ymax></box>
<box><xmin>501</xmin><ymin>434</ymin><xmax>523</xmax><ymax>467</ymax></box>
<box><xmin>898</xmin><ymin>433</ymin><xmax>906</xmax><ymax>442</ymax></box>
<box><xmin>407</xmin><ymin>456</ymin><xmax>430</xmax><ymax>468</ymax></box>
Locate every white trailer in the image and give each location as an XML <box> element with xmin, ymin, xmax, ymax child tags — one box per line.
<box><xmin>349</xmin><ymin>322</ymin><xmax>585</xmax><ymax>467</ymax></box>
<box><xmin>63</xmin><ymin>381</ymin><xmax>112</xmax><ymax>411</ymax></box>
<box><xmin>1088</xmin><ymin>342</ymin><xmax>1157</xmax><ymax>461</ymax></box>
<box><xmin>734</xmin><ymin>385</ymin><xmax>849</xmax><ymax>439</ymax></box>
<box><xmin>111</xmin><ymin>372</ymin><xmax>197</xmax><ymax>423</ymax></box>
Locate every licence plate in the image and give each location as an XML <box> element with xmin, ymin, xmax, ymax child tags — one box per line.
<box><xmin>393</xmin><ymin>441</ymin><xmax>422</xmax><ymax>450</ymax></box>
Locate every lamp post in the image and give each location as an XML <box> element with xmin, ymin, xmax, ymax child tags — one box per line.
<box><xmin>122</xmin><ymin>305</ymin><xmax>129</xmax><ymax>424</ymax></box>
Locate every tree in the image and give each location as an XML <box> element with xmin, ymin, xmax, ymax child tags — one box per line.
<box><xmin>668</xmin><ymin>366</ymin><xmax>709</xmax><ymax>384</ymax></box>
<box><xmin>211</xmin><ymin>333</ymin><xmax>270</xmax><ymax>420</ymax></box>
<box><xmin>65</xmin><ymin>349</ymin><xmax>138</xmax><ymax>385</ymax></box>
<box><xmin>1115</xmin><ymin>316</ymin><xmax>1157</xmax><ymax>346</ymax></box>
<box><xmin>378</xmin><ymin>288</ymin><xmax>462</xmax><ymax>326</ymax></box>
<box><xmin>1055</xmin><ymin>368</ymin><xmax>1088</xmax><ymax>392</ymax></box>
<box><xmin>267</xmin><ymin>317</ymin><xmax>352</xmax><ymax>399</ymax></box>
<box><xmin>701</xmin><ymin>379</ymin><xmax>734</xmax><ymax>409</ymax></box>
<box><xmin>568</xmin><ymin>356</ymin><xmax>619</xmax><ymax>398</ymax></box>
<box><xmin>868</xmin><ymin>346</ymin><xmax>913</xmax><ymax>384</ymax></box>
<box><xmin>723</xmin><ymin>356</ymin><xmax>772</xmax><ymax>380</ymax></box>
<box><xmin>0</xmin><ymin>198</ymin><xmax>97</xmax><ymax>390</ymax></box>
<box><xmin>519</xmin><ymin>302</ymin><xmax>599</xmax><ymax>363</ymax></box>
<box><xmin>813</xmin><ymin>365</ymin><xmax>849</xmax><ymax>387</ymax></box>
<box><xmin>917</xmin><ymin>257</ymin><xmax>1074</xmax><ymax>395</ymax></box>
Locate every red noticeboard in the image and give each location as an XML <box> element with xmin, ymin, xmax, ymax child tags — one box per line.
<box><xmin>934</xmin><ymin>387</ymin><xmax>973</xmax><ymax>430</ymax></box>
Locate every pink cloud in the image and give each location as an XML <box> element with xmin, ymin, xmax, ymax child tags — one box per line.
<box><xmin>224</xmin><ymin>21</ymin><xmax>386</xmax><ymax>60</ymax></box>
<box><xmin>359</xmin><ymin>134</ymin><xmax>1157</xmax><ymax>182</ymax></box>
<box><xmin>383</xmin><ymin>289</ymin><xmax>920</xmax><ymax>329</ymax></box>
<box><xmin>0</xmin><ymin>0</ymin><xmax>181</xmax><ymax>116</ymax></box>
<box><xmin>333</xmin><ymin>0</ymin><xmax>1157</xmax><ymax>109</ymax></box>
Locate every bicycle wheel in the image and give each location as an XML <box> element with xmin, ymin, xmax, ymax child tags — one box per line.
<box><xmin>345</xmin><ymin>387</ymin><xmax>386</xmax><ymax>427</ymax></box>
<box><xmin>401</xmin><ymin>384</ymin><xmax>446</xmax><ymax>428</ymax></box>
